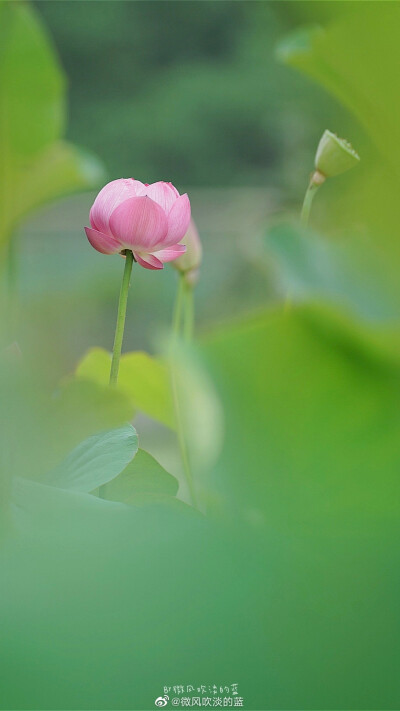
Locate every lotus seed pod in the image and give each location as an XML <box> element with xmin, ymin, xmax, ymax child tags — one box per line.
<box><xmin>314</xmin><ymin>130</ymin><xmax>360</xmax><ymax>179</ymax></box>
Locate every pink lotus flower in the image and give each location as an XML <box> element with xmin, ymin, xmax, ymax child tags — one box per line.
<box><xmin>85</xmin><ymin>179</ymin><xmax>190</xmax><ymax>270</ymax></box>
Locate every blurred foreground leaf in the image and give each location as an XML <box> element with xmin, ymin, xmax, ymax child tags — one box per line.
<box><xmin>2</xmin><ymin>303</ymin><xmax>400</xmax><ymax>709</ymax></box>
<box><xmin>103</xmin><ymin>448</ymin><xmax>178</xmax><ymax>505</ymax></box>
<box><xmin>11</xmin><ymin>476</ymin><xmax>126</xmax><ymax>538</ymax></box>
<box><xmin>0</xmin><ymin>1</ymin><xmax>103</xmax><ymax>251</ymax></box>
<box><xmin>262</xmin><ymin>222</ymin><xmax>396</xmax><ymax>322</ymax></box>
<box><xmin>276</xmin><ymin>7</ymin><xmax>400</xmax><ymax>169</ymax></box>
<box><xmin>1</xmin><ymin>366</ymin><xmax>135</xmax><ymax>491</ymax></box>
<box><xmin>168</xmin><ymin>341</ymin><xmax>224</xmax><ymax>489</ymax></box>
<box><xmin>76</xmin><ymin>345</ymin><xmax>224</xmax><ymax>500</ymax></box>
<box><xmin>193</xmin><ymin>301</ymin><xmax>400</xmax><ymax>704</ymax></box>
<box><xmin>44</xmin><ymin>423</ymin><xmax>138</xmax><ymax>493</ymax></box>
<box><xmin>276</xmin><ymin>5</ymin><xmax>400</xmax><ymax>276</ymax></box>
<box><xmin>200</xmin><ymin>303</ymin><xmax>400</xmax><ymax>529</ymax></box>
<box><xmin>14</xmin><ymin>140</ymin><xmax>103</xmax><ymax>223</ymax></box>
<box><xmin>48</xmin><ymin>378</ymin><xmax>135</xmax><ymax>469</ymax></box>
<box><xmin>76</xmin><ymin>347</ymin><xmax>175</xmax><ymax>429</ymax></box>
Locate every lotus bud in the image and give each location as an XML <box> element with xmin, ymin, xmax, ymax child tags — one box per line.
<box><xmin>172</xmin><ymin>219</ymin><xmax>202</xmax><ymax>285</ymax></box>
<box><xmin>313</xmin><ymin>130</ymin><xmax>360</xmax><ymax>183</ymax></box>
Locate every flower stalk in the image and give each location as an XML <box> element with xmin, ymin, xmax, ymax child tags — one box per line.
<box><xmin>301</xmin><ymin>130</ymin><xmax>360</xmax><ymax>226</ymax></box>
<box><xmin>172</xmin><ymin>273</ymin><xmax>195</xmax><ymax>342</ymax></box>
<box><xmin>172</xmin><ymin>272</ymin><xmax>186</xmax><ymax>339</ymax></box>
<box><xmin>170</xmin><ymin>366</ymin><xmax>198</xmax><ymax>508</ymax></box>
<box><xmin>300</xmin><ymin>172</ymin><xmax>325</xmax><ymax>227</ymax></box>
<box><xmin>109</xmin><ymin>250</ymin><xmax>134</xmax><ymax>386</ymax></box>
<box><xmin>183</xmin><ymin>281</ymin><xmax>194</xmax><ymax>342</ymax></box>
<box><xmin>170</xmin><ymin>271</ymin><xmax>198</xmax><ymax>507</ymax></box>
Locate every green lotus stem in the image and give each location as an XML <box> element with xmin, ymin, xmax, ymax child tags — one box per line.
<box><xmin>301</xmin><ymin>180</ymin><xmax>320</xmax><ymax>227</ymax></box>
<box><xmin>170</xmin><ymin>362</ymin><xmax>198</xmax><ymax>508</ymax></box>
<box><xmin>109</xmin><ymin>250</ymin><xmax>134</xmax><ymax>386</ymax></box>
<box><xmin>171</xmin><ymin>271</ymin><xmax>197</xmax><ymax>507</ymax></box>
<box><xmin>172</xmin><ymin>272</ymin><xmax>185</xmax><ymax>337</ymax></box>
<box><xmin>172</xmin><ymin>273</ymin><xmax>195</xmax><ymax>342</ymax></box>
<box><xmin>183</xmin><ymin>281</ymin><xmax>194</xmax><ymax>342</ymax></box>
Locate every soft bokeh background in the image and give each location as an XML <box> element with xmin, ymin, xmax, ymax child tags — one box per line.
<box><xmin>2</xmin><ymin>2</ymin><xmax>400</xmax><ymax>710</ymax></box>
<box><xmin>19</xmin><ymin>1</ymin><xmax>357</xmax><ymax>370</ymax></box>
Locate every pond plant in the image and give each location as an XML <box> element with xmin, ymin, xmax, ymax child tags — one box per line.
<box><xmin>2</xmin><ymin>3</ymin><xmax>400</xmax><ymax>710</ymax></box>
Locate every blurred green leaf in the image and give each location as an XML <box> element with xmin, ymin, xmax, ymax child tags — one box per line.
<box><xmin>6</xmin><ymin>374</ymin><xmax>136</xmax><ymax>486</ymax></box>
<box><xmin>168</xmin><ymin>341</ymin><xmax>224</xmax><ymax>484</ymax></box>
<box><xmin>276</xmin><ymin>7</ymin><xmax>400</xmax><ymax>170</ymax></box>
<box><xmin>0</xmin><ymin>1</ymin><xmax>64</xmax><ymax>162</ymax></box>
<box><xmin>103</xmin><ymin>448</ymin><xmax>178</xmax><ymax>504</ymax></box>
<box><xmin>262</xmin><ymin>222</ymin><xmax>396</xmax><ymax>322</ymax></box>
<box><xmin>44</xmin><ymin>423</ymin><xmax>138</xmax><ymax>493</ymax></box>
<box><xmin>2</xmin><ymin>366</ymin><xmax>135</xmax><ymax>536</ymax></box>
<box><xmin>119</xmin><ymin>352</ymin><xmax>175</xmax><ymax>429</ymax></box>
<box><xmin>276</xmin><ymin>24</ymin><xmax>323</xmax><ymax>66</ymax></box>
<box><xmin>199</xmin><ymin>303</ymin><xmax>400</xmax><ymax>531</ymax></box>
<box><xmin>49</xmin><ymin>378</ymin><xmax>135</xmax><ymax>467</ymax></box>
<box><xmin>195</xmin><ymin>302</ymin><xmax>400</xmax><ymax>702</ymax></box>
<box><xmin>275</xmin><ymin>7</ymin><xmax>400</xmax><ymax>286</ymax></box>
<box><xmin>14</xmin><ymin>140</ymin><xmax>104</xmax><ymax>224</ymax></box>
<box><xmin>76</xmin><ymin>347</ymin><xmax>175</xmax><ymax>429</ymax></box>
<box><xmin>75</xmin><ymin>346</ymin><xmax>111</xmax><ymax>384</ymax></box>
<box><xmin>11</xmin><ymin>476</ymin><xmax>126</xmax><ymax>537</ymax></box>
<box><xmin>0</xmin><ymin>1</ymin><xmax>103</xmax><ymax>249</ymax></box>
